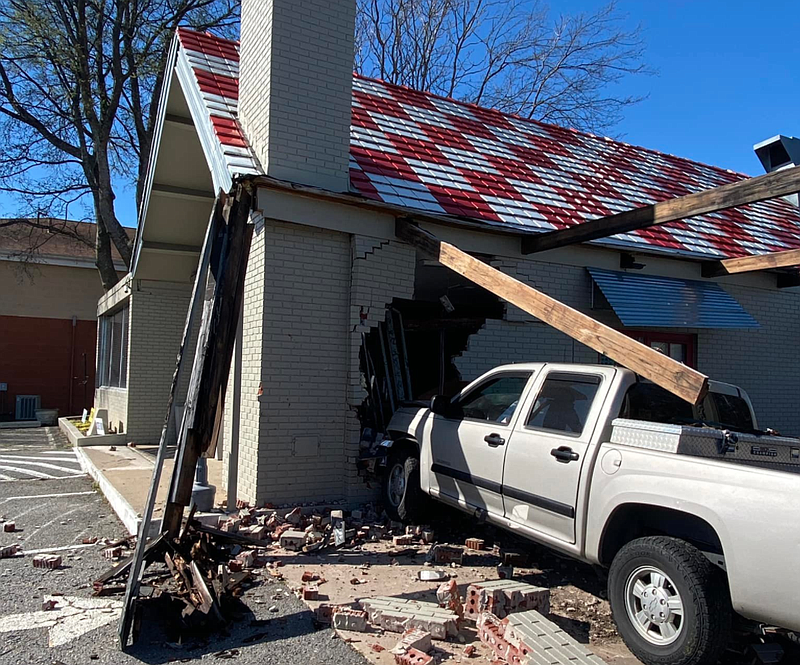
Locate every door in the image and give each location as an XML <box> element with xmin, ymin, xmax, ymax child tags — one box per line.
<box><xmin>502</xmin><ymin>369</ymin><xmax>609</xmax><ymax>543</ymax></box>
<box><xmin>428</xmin><ymin>371</ymin><xmax>532</xmax><ymax>519</ymax></box>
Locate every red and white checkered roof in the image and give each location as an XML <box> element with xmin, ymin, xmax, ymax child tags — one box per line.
<box><xmin>176</xmin><ymin>28</ymin><xmax>800</xmax><ymax>260</ymax></box>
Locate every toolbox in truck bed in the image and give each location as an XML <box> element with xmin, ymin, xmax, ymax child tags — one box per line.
<box><xmin>610</xmin><ymin>418</ymin><xmax>800</xmax><ymax>470</ymax></box>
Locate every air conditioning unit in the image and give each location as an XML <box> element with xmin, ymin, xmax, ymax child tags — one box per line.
<box><xmin>15</xmin><ymin>395</ymin><xmax>41</xmax><ymax>421</ymax></box>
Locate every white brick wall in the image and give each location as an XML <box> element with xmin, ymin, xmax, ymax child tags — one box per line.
<box><xmin>239</xmin><ymin>0</ymin><xmax>355</xmax><ymax>192</ymax></box>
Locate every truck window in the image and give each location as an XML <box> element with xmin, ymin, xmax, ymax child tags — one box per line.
<box><xmin>621</xmin><ymin>382</ymin><xmax>694</xmax><ymax>425</ymax></box>
<box><xmin>457</xmin><ymin>374</ymin><xmax>530</xmax><ymax>425</ymax></box>
<box><xmin>710</xmin><ymin>393</ymin><xmax>754</xmax><ymax>431</ymax></box>
<box><xmin>525</xmin><ymin>373</ymin><xmax>601</xmax><ymax>435</ymax></box>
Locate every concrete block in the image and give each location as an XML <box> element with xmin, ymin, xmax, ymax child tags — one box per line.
<box><xmin>465</xmin><ymin>580</ymin><xmax>550</xmax><ymax>622</ymax></box>
<box><xmin>391</xmin><ymin>628</ymin><xmax>433</xmax><ymax>654</ymax></box>
<box><xmin>279</xmin><ymin>529</ymin><xmax>307</xmax><ymax>550</ymax></box>
<box><xmin>360</xmin><ymin>597</ymin><xmax>459</xmax><ymax>640</ymax></box>
<box><xmin>332</xmin><ymin>607</ymin><xmax>368</xmax><ymax>632</ymax></box>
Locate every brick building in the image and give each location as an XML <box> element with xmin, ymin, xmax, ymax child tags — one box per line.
<box><xmin>0</xmin><ymin>221</ymin><xmax>126</xmax><ymax>421</ymax></box>
<box><xmin>96</xmin><ymin>0</ymin><xmax>800</xmax><ymax>506</ymax></box>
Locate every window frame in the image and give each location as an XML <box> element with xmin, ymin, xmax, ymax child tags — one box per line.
<box><xmin>523</xmin><ymin>371</ymin><xmax>604</xmax><ymax>438</ymax></box>
<box><xmin>623</xmin><ymin>330</ymin><xmax>697</xmax><ymax>368</ymax></box>
<box><xmin>452</xmin><ymin>371</ymin><xmax>533</xmax><ymax>427</ymax></box>
<box><xmin>97</xmin><ymin>305</ymin><xmax>129</xmax><ymax>390</ymax></box>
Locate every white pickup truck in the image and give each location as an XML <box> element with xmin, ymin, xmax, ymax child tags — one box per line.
<box><xmin>382</xmin><ymin>363</ymin><xmax>800</xmax><ymax>665</ymax></box>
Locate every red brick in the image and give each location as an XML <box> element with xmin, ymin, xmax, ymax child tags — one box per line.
<box><xmin>3</xmin><ymin>521</ymin><xmax>16</xmax><ymax>532</ymax></box>
<box><xmin>302</xmin><ymin>584</ymin><xmax>319</xmax><ymax>600</ymax></box>
<box><xmin>33</xmin><ymin>554</ymin><xmax>61</xmax><ymax>569</ymax></box>
<box><xmin>301</xmin><ymin>570</ymin><xmax>317</xmax><ymax>582</ymax></box>
<box><xmin>394</xmin><ymin>647</ymin><xmax>433</xmax><ymax>665</ymax></box>
<box><xmin>103</xmin><ymin>546</ymin><xmax>123</xmax><ymax>559</ymax></box>
<box><xmin>393</xmin><ymin>534</ymin><xmax>413</xmax><ymax>546</ymax></box>
<box><xmin>465</xmin><ymin>538</ymin><xmax>484</xmax><ymax>550</ymax></box>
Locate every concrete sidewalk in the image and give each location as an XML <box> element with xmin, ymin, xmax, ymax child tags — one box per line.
<box><xmin>75</xmin><ymin>443</ymin><xmax>224</xmax><ymax>534</ymax></box>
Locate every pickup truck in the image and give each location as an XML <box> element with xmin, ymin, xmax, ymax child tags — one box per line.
<box><xmin>382</xmin><ymin>363</ymin><xmax>800</xmax><ymax>665</ymax></box>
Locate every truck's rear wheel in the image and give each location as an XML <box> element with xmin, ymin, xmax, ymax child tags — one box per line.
<box><xmin>608</xmin><ymin>536</ymin><xmax>731</xmax><ymax>665</ymax></box>
<box><xmin>383</xmin><ymin>448</ymin><xmax>422</xmax><ymax>522</ymax></box>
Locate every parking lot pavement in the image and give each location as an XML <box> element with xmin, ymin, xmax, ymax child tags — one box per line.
<box><xmin>0</xmin><ymin>427</ymin><xmax>369</xmax><ymax>665</ymax></box>
<box><xmin>0</xmin><ymin>427</ymin><xmax>85</xmax><ymax>481</ymax></box>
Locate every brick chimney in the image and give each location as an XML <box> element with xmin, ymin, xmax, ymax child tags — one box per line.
<box><xmin>238</xmin><ymin>0</ymin><xmax>355</xmax><ymax>192</ymax></box>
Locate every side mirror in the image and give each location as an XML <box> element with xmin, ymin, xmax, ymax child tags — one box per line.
<box><xmin>430</xmin><ymin>395</ymin><xmax>450</xmax><ymax>416</ymax></box>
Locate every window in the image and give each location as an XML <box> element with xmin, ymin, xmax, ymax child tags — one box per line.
<box><xmin>709</xmin><ymin>393</ymin><xmax>754</xmax><ymax>432</ymax></box>
<box><xmin>457</xmin><ymin>373</ymin><xmax>530</xmax><ymax>425</ymax></box>
<box><xmin>624</xmin><ymin>331</ymin><xmax>696</xmax><ymax>368</ymax></box>
<box><xmin>526</xmin><ymin>373</ymin><xmax>601</xmax><ymax>435</ymax></box>
<box><xmin>97</xmin><ymin>306</ymin><xmax>128</xmax><ymax>389</ymax></box>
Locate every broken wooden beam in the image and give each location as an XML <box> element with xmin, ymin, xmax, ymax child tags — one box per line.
<box><xmin>397</xmin><ymin>220</ymin><xmax>709</xmax><ymax>404</ymax></box>
<box><xmin>702</xmin><ymin>247</ymin><xmax>800</xmax><ymax>278</ymax></box>
<box><xmin>521</xmin><ymin>164</ymin><xmax>800</xmax><ymax>254</ymax></box>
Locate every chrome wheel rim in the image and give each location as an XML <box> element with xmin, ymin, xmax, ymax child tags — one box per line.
<box><xmin>387</xmin><ymin>463</ymin><xmax>405</xmax><ymax>507</ymax></box>
<box><xmin>624</xmin><ymin>565</ymin><xmax>685</xmax><ymax>646</ymax></box>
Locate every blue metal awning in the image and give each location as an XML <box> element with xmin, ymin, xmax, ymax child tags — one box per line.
<box><xmin>587</xmin><ymin>268</ymin><xmax>759</xmax><ymax>329</ymax></box>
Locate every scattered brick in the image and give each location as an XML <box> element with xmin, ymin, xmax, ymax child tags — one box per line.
<box><xmin>301</xmin><ymin>570</ymin><xmax>318</xmax><ymax>582</ymax></box>
<box><xmin>496</xmin><ymin>564</ymin><xmax>513</xmax><ymax>579</ymax></box>
<box><xmin>430</xmin><ymin>544</ymin><xmax>463</xmax><ymax>565</ymax></box>
<box><xmin>33</xmin><ymin>554</ymin><xmax>62</xmax><ymax>569</ymax></box>
<box><xmin>228</xmin><ymin>559</ymin><xmax>244</xmax><ymax>573</ymax></box>
<box><xmin>41</xmin><ymin>599</ymin><xmax>58</xmax><ymax>611</ymax></box>
<box><xmin>465</xmin><ymin>579</ymin><xmax>550</xmax><ymax>622</ymax></box>
<box><xmin>3</xmin><ymin>521</ymin><xmax>15</xmax><ymax>532</ymax></box>
<box><xmin>332</xmin><ymin>607</ymin><xmax>369</xmax><ymax>632</ymax></box>
<box><xmin>314</xmin><ymin>604</ymin><xmax>336</xmax><ymax>624</ymax></box>
<box><xmin>501</xmin><ymin>550</ymin><xmax>529</xmax><ymax>567</ymax></box>
<box><xmin>436</xmin><ymin>578</ymin><xmax>463</xmax><ymax>618</ymax></box>
<box><xmin>391</xmin><ymin>628</ymin><xmax>433</xmax><ymax>654</ymax></box>
<box><xmin>465</xmin><ymin>538</ymin><xmax>484</xmax><ymax>550</ymax></box>
<box><xmin>420</xmin><ymin>530</ymin><xmax>434</xmax><ymax>544</ymax></box>
<box><xmin>394</xmin><ymin>647</ymin><xmax>433</xmax><ymax>665</ymax></box>
<box><xmin>393</xmin><ymin>534</ymin><xmax>414</xmax><ymax>546</ymax></box>
<box><xmin>371</xmin><ymin>644</ymin><xmax>386</xmax><ymax>652</ymax></box>
<box><xmin>103</xmin><ymin>547</ymin><xmax>123</xmax><ymax>559</ymax></box>
<box><xmin>285</xmin><ymin>506</ymin><xmax>303</xmax><ymax>525</ymax></box>
<box><xmin>302</xmin><ymin>584</ymin><xmax>319</xmax><ymax>600</ymax></box>
<box><xmin>236</xmin><ymin>550</ymin><xmax>255</xmax><ymax>568</ymax></box>
<box><xmin>82</xmin><ymin>537</ymin><xmax>98</xmax><ymax>545</ymax></box>
<box><xmin>463</xmin><ymin>645</ymin><xmax>476</xmax><ymax>657</ymax></box>
<box><xmin>0</xmin><ymin>544</ymin><xmax>19</xmax><ymax>558</ymax></box>
<box><xmin>360</xmin><ymin>597</ymin><xmax>459</xmax><ymax>640</ymax></box>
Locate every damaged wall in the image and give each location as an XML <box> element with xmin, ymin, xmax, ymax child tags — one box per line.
<box><xmin>455</xmin><ymin>258</ymin><xmax>597</xmax><ymax>381</ymax></box>
<box><xmin>346</xmin><ymin>236</ymin><xmax>416</xmax><ymax>503</ymax></box>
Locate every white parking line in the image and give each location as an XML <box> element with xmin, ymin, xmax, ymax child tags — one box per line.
<box><xmin>0</xmin><ymin>465</ymin><xmax>57</xmax><ymax>478</ymax></box>
<box><xmin>0</xmin><ymin>458</ymin><xmax>82</xmax><ymax>473</ymax></box>
<box><xmin>20</xmin><ymin>543</ymin><xmax>98</xmax><ymax>556</ymax></box>
<box><xmin>0</xmin><ymin>490</ymin><xmax>96</xmax><ymax>503</ymax></box>
<box><xmin>0</xmin><ymin>455</ymin><xmax>78</xmax><ymax>462</ymax></box>
<box><xmin>0</xmin><ymin>474</ymin><xmax>12</xmax><ymax>481</ymax></box>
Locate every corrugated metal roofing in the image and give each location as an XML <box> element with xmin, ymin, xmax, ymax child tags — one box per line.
<box><xmin>588</xmin><ymin>268</ymin><xmax>759</xmax><ymax>329</ymax></box>
<box><xmin>174</xmin><ymin>28</ymin><xmax>800</xmax><ymax>261</ymax></box>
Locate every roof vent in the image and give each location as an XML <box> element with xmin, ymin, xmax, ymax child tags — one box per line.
<box><xmin>753</xmin><ymin>135</ymin><xmax>800</xmax><ymax>206</ymax></box>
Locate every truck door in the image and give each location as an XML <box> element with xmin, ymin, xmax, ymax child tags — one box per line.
<box><xmin>502</xmin><ymin>369</ymin><xmax>608</xmax><ymax>543</ymax></box>
<box><xmin>428</xmin><ymin>371</ymin><xmax>532</xmax><ymax>520</ymax></box>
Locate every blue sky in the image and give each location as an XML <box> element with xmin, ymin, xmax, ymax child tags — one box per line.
<box><xmin>1</xmin><ymin>1</ymin><xmax>796</xmax><ymax>228</ymax></box>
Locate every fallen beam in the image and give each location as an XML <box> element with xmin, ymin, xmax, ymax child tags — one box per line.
<box><xmin>703</xmin><ymin>247</ymin><xmax>800</xmax><ymax>277</ymax></box>
<box><xmin>397</xmin><ymin>220</ymin><xmax>708</xmax><ymax>404</ymax></box>
<box><xmin>522</xmin><ymin>164</ymin><xmax>800</xmax><ymax>254</ymax></box>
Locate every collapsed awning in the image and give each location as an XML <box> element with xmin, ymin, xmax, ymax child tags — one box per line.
<box><xmin>587</xmin><ymin>268</ymin><xmax>759</xmax><ymax>329</ymax></box>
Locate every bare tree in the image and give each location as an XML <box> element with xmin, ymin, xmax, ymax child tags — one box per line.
<box><xmin>355</xmin><ymin>0</ymin><xmax>650</xmax><ymax>133</ymax></box>
<box><xmin>0</xmin><ymin>0</ymin><xmax>237</xmax><ymax>289</ymax></box>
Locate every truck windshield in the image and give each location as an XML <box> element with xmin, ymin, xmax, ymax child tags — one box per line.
<box><xmin>620</xmin><ymin>383</ymin><xmax>755</xmax><ymax>432</ymax></box>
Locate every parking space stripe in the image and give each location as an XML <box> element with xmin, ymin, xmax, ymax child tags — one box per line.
<box><xmin>0</xmin><ymin>455</ymin><xmax>78</xmax><ymax>462</ymax></box>
<box><xmin>0</xmin><ymin>465</ymin><xmax>58</xmax><ymax>478</ymax></box>
<box><xmin>0</xmin><ymin>458</ymin><xmax>82</xmax><ymax>473</ymax></box>
<box><xmin>1</xmin><ymin>491</ymin><xmax>96</xmax><ymax>502</ymax></box>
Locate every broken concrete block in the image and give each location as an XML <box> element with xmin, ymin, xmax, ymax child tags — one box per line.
<box><xmin>436</xmin><ymin>578</ymin><xmax>463</xmax><ymax>618</ymax></box>
<box><xmin>314</xmin><ymin>603</ymin><xmax>337</xmax><ymax>624</ymax></box>
<box><xmin>279</xmin><ymin>529</ymin><xmax>307</xmax><ymax>550</ymax></box>
<box><xmin>391</xmin><ymin>628</ymin><xmax>433</xmax><ymax>655</ymax></box>
<box><xmin>0</xmin><ymin>544</ymin><xmax>19</xmax><ymax>558</ymax></box>
<box><xmin>393</xmin><ymin>534</ymin><xmax>414</xmax><ymax>546</ymax></box>
<box><xmin>33</xmin><ymin>554</ymin><xmax>62</xmax><ymax>569</ymax></box>
<box><xmin>332</xmin><ymin>607</ymin><xmax>369</xmax><ymax>632</ymax></box>
<box><xmin>430</xmin><ymin>544</ymin><xmax>463</xmax><ymax>565</ymax></box>
<box><xmin>465</xmin><ymin>538</ymin><xmax>484</xmax><ymax>550</ymax></box>
<box><xmin>3</xmin><ymin>521</ymin><xmax>15</xmax><ymax>532</ymax></box>
<box><xmin>465</xmin><ymin>580</ymin><xmax>550</xmax><ymax>622</ymax></box>
<box><xmin>360</xmin><ymin>597</ymin><xmax>459</xmax><ymax>640</ymax></box>
<box><xmin>393</xmin><ymin>647</ymin><xmax>433</xmax><ymax>665</ymax></box>
<box><xmin>236</xmin><ymin>550</ymin><xmax>256</xmax><ymax>568</ymax></box>
<box><xmin>302</xmin><ymin>584</ymin><xmax>319</xmax><ymax>600</ymax></box>
<box><xmin>285</xmin><ymin>507</ymin><xmax>303</xmax><ymax>525</ymax></box>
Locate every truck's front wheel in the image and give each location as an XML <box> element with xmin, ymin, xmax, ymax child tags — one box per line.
<box><xmin>383</xmin><ymin>448</ymin><xmax>422</xmax><ymax>522</ymax></box>
<box><xmin>608</xmin><ymin>536</ymin><xmax>731</xmax><ymax>665</ymax></box>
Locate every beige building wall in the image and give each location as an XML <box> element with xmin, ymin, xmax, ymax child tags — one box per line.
<box><xmin>0</xmin><ymin>260</ymin><xmax>105</xmax><ymax>321</ymax></box>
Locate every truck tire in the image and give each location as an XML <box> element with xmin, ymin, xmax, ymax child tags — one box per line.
<box><xmin>608</xmin><ymin>536</ymin><xmax>731</xmax><ymax>665</ymax></box>
<box><xmin>383</xmin><ymin>448</ymin><xmax>423</xmax><ymax>522</ymax></box>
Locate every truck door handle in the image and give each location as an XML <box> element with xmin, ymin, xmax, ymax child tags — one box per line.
<box><xmin>551</xmin><ymin>446</ymin><xmax>579</xmax><ymax>463</ymax></box>
<box><xmin>484</xmin><ymin>433</ymin><xmax>506</xmax><ymax>447</ymax></box>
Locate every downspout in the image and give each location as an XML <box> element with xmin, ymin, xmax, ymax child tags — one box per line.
<box><xmin>69</xmin><ymin>315</ymin><xmax>77</xmax><ymax>414</ymax></box>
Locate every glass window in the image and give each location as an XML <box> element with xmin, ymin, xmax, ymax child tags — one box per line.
<box><xmin>457</xmin><ymin>374</ymin><xmax>530</xmax><ymax>425</ymax></box>
<box><xmin>710</xmin><ymin>393</ymin><xmax>754</xmax><ymax>432</ymax></box>
<box><xmin>526</xmin><ymin>373</ymin><xmax>601</xmax><ymax>435</ymax></box>
<box><xmin>621</xmin><ymin>382</ymin><xmax>693</xmax><ymax>425</ymax></box>
<box><xmin>97</xmin><ymin>306</ymin><xmax>129</xmax><ymax>389</ymax></box>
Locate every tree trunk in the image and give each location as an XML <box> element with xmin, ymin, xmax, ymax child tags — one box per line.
<box><xmin>94</xmin><ymin>214</ymin><xmax>120</xmax><ymax>290</ymax></box>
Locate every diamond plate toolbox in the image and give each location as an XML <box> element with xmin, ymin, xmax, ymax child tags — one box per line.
<box><xmin>610</xmin><ymin>418</ymin><xmax>800</xmax><ymax>469</ymax></box>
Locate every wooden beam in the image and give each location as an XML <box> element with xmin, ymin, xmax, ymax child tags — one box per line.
<box><xmin>522</xmin><ymin>165</ymin><xmax>800</xmax><ymax>254</ymax></box>
<box><xmin>397</xmin><ymin>220</ymin><xmax>709</xmax><ymax>404</ymax></box>
<box><xmin>703</xmin><ymin>247</ymin><xmax>800</xmax><ymax>278</ymax></box>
